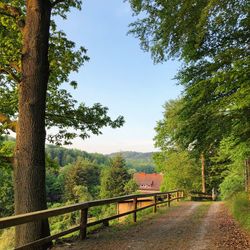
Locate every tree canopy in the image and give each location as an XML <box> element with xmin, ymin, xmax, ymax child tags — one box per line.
<box><xmin>0</xmin><ymin>0</ymin><xmax>125</xmax><ymax>144</ymax></box>
<box><xmin>129</xmin><ymin>0</ymin><xmax>250</xmax><ymax>195</ymax></box>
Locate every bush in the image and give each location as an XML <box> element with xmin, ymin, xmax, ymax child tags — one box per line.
<box><xmin>227</xmin><ymin>192</ymin><xmax>250</xmax><ymax>232</ymax></box>
<box><xmin>219</xmin><ymin>173</ymin><xmax>244</xmax><ymax>200</ymax></box>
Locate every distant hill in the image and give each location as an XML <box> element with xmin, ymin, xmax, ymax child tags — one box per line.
<box><xmin>108</xmin><ymin>151</ymin><xmax>154</xmax><ymax>163</ymax></box>
<box><xmin>108</xmin><ymin>151</ymin><xmax>157</xmax><ymax>174</ymax></box>
<box><xmin>46</xmin><ymin>146</ymin><xmax>157</xmax><ymax>173</ymax></box>
<box><xmin>46</xmin><ymin>144</ymin><xmax>110</xmax><ymax>167</ymax></box>
<box><xmin>2</xmin><ymin>137</ymin><xmax>157</xmax><ymax>173</ymax></box>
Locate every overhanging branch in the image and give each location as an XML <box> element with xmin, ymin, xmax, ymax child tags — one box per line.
<box><xmin>0</xmin><ymin>67</ymin><xmax>21</xmax><ymax>83</ymax></box>
<box><xmin>0</xmin><ymin>3</ymin><xmax>22</xmax><ymax>18</ymax></box>
<box><xmin>0</xmin><ymin>113</ymin><xmax>17</xmax><ymax>132</ymax></box>
<box><xmin>51</xmin><ymin>0</ymin><xmax>65</xmax><ymax>7</ymax></box>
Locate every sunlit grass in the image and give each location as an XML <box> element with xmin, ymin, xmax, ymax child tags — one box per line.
<box><xmin>227</xmin><ymin>192</ymin><xmax>250</xmax><ymax>232</ymax></box>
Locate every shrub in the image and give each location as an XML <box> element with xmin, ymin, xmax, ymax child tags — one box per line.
<box><xmin>227</xmin><ymin>192</ymin><xmax>250</xmax><ymax>232</ymax></box>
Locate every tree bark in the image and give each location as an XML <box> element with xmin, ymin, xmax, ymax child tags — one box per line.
<box><xmin>201</xmin><ymin>153</ymin><xmax>206</xmax><ymax>193</ymax></box>
<box><xmin>14</xmin><ymin>1</ymin><xmax>51</xmax><ymax>249</ymax></box>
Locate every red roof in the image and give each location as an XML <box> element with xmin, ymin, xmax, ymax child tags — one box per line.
<box><xmin>133</xmin><ymin>172</ymin><xmax>163</xmax><ymax>191</ymax></box>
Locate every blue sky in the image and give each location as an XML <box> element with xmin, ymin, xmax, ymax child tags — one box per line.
<box><xmin>57</xmin><ymin>1</ymin><xmax>182</xmax><ymax>154</ymax></box>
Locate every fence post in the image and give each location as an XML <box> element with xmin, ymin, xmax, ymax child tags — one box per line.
<box><xmin>103</xmin><ymin>220</ymin><xmax>109</xmax><ymax>227</ymax></box>
<box><xmin>177</xmin><ymin>191</ymin><xmax>179</xmax><ymax>202</ymax></box>
<box><xmin>133</xmin><ymin>197</ymin><xmax>137</xmax><ymax>222</ymax></box>
<box><xmin>167</xmin><ymin>193</ymin><xmax>171</xmax><ymax>207</ymax></box>
<box><xmin>153</xmin><ymin>195</ymin><xmax>157</xmax><ymax>213</ymax></box>
<box><xmin>80</xmin><ymin>208</ymin><xmax>88</xmax><ymax>240</ymax></box>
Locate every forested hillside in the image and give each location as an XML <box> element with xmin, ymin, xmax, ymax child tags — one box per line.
<box><xmin>46</xmin><ymin>145</ymin><xmax>110</xmax><ymax>166</ymax></box>
<box><xmin>46</xmin><ymin>145</ymin><xmax>156</xmax><ymax>173</ymax></box>
<box><xmin>108</xmin><ymin>151</ymin><xmax>156</xmax><ymax>173</ymax></box>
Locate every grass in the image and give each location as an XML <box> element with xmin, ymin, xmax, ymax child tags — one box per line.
<box><xmin>0</xmin><ymin>228</ymin><xmax>14</xmax><ymax>250</ymax></box>
<box><xmin>189</xmin><ymin>201</ymin><xmax>211</xmax><ymax>222</ymax></box>
<box><xmin>226</xmin><ymin>192</ymin><xmax>250</xmax><ymax>232</ymax></box>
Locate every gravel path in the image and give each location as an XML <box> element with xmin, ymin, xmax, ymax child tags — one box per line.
<box><xmin>53</xmin><ymin>201</ymin><xmax>250</xmax><ymax>250</ymax></box>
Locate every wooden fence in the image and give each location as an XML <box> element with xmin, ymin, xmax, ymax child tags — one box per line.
<box><xmin>0</xmin><ymin>190</ymin><xmax>184</xmax><ymax>250</ymax></box>
<box><xmin>189</xmin><ymin>191</ymin><xmax>212</xmax><ymax>201</ymax></box>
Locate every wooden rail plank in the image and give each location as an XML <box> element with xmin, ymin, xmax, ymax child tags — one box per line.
<box><xmin>0</xmin><ymin>203</ymin><xmax>89</xmax><ymax>229</ymax></box>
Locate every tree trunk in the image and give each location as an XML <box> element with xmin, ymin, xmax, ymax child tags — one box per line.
<box><xmin>201</xmin><ymin>153</ymin><xmax>206</xmax><ymax>193</ymax></box>
<box><xmin>245</xmin><ymin>158</ymin><xmax>250</xmax><ymax>200</ymax></box>
<box><xmin>14</xmin><ymin>1</ymin><xmax>51</xmax><ymax>249</ymax></box>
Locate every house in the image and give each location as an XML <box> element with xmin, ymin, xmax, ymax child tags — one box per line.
<box><xmin>133</xmin><ymin>172</ymin><xmax>163</xmax><ymax>193</ymax></box>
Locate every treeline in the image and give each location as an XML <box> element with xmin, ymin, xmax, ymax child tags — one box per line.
<box><xmin>46</xmin><ymin>144</ymin><xmax>110</xmax><ymax>167</ymax></box>
<box><xmin>46</xmin><ymin>145</ymin><xmax>156</xmax><ymax>173</ymax></box>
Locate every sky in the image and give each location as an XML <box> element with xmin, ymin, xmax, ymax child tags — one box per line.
<box><xmin>56</xmin><ymin>0</ymin><xmax>182</xmax><ymax>154</ymax></box>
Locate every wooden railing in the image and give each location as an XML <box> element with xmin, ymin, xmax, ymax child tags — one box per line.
<box><xmin>0</xmin><ymin>190</ymin><xmax>184</xmax><ymax>250</ymax></box>
<box><xmin>189</xmin><ymin>191</ymin><xmax>212</xmax><ymax>201</ymax></box>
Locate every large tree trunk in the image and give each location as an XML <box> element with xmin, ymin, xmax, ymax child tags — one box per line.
<box><xmin>14</xmin><ymin>0</ymin><xmax>51</xmax><ymax>249</ymax></box>
<box><xmin>201</xmin><ymin>153</ymin><xmax>206</xmax><ymax>193</ymax></box>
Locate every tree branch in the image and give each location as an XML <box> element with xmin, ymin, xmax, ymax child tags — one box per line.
<box><xmin>0</xmin><ymin>67</ymin><xmax>21</xmax><ymax>83</ymax></box>
<box><xmin>0</xmin><ymin>11</ymin><xmax>16</xmax><ymax>19</ymax></box>
<box><xmin>0</xmin><ymin>3</ymin><xmax>22</xmax><ymax>19</ymax></box>
<box><xmin>0</xmin><ymin>113</ymin><xmax>17</xmax><ymax>132</ymax></box>
<box><xmin>51</xmin><ymin>0</ymin><xmax>65</xmax><ymax>8</ymax></box>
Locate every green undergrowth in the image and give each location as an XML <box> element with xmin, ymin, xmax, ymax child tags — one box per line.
<box><xmin>227</xmin><ymin>192</ymin><xmax>250</xmax><ymax>232</ymax></box>
<box><xmin>0</xmin><ymin>228</ymin><xmax>14</xmax><ymax>250</ymax></box>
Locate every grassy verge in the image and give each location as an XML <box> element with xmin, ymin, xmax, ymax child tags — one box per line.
<box><xmin>226</xmin><ymin>192</ymin><xmax>250</xmax><ymax>232</ymax></box>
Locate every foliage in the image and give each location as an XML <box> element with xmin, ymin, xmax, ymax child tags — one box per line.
<box><xmin>0</xmin><ymin>227</ymin><xmax>14</xmax><ymax>250</ymax></box>
<box><xmin>217</xmin><ymin>136</ymin><xmax>249</xmax><ymax>199</ymax></box>
<box><xmin>109</xmin><ymin>151</ymin><xmax>156</xmax><ymax>173</ymax></box>
<box><xmin>61</xmin><ymin>159</ymin><xmax>100</xmax><ymax>202</ymax></box>
<box><xmin>48</xmin><ymin>202</ymin><xmax>80</xmax><ymax>236</ymax></box>
<box><xmin>130</xmin><ymin>0</ymin><xmax>250</xmax><ymax>197</ymax></box>
<box><xmin>0</xmin><ymin>139</ymin><xmax>15</xmax><ymax>216</ymax></box>
<box><xmin>220</xmin><ymin>173</ymin><xmax>244</xmax><ymax>200</ymax></box>
<box><xmin>128</xmin><ymin>0</ymin><xmax>249</xmax><ymax>62</ymax></box>
<box><xmin>108</xmin><ymin>151</ymin><xmax>154</xmax><ymax>163</ymax></box>
<box><xmin>100</xmin><ymin>155</ymin><xmax>133</xmax><ymax>198</ymax></box>
<box><xmin>47</xmin><ymin>144</ymin><xmax>156</xmax><ymax>174</ymax></box>
<box><xmin>227</xmin><ymin>192</ymin><xmax>250</xmax><ymax>232</ymax></box>
<box><xmin>46</xmin><ymin>164</ymin><xmax>64</xmax><ymax>204</ymax></box>
<box><xmin>124</xmin><ymin>179</ymin><xmax>138</xmax><ymax>195</ymax></box>
<box><xmin>46</xmin><ymin>144</ymin><xmax>110</xmax><ymax>167</ymax></box>
<box><xmin>0</xmin><ymin>0</ymin><xmax>124</xmax><ymax>144</ymax></box>
<box><xmin>154</xmin><ymin>150</ymin><xmax>200</xmax><ymax>193</ymax></box>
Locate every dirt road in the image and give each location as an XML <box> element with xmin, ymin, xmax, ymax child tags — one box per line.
<box><xmin>54</xmin><ymin>202</ymin><xmax>250</xmax><ymax>250</ymax></box>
